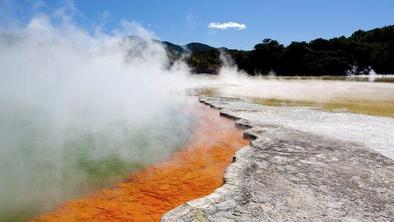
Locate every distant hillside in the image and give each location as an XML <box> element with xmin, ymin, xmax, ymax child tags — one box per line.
<box><xmin>184</xmin><ymin>43</ymin><xmax>215</xmax><ymax>53</ymax></box>
<box><xmin>129</xmin><ymin>25</ymin><xmax>394</xmax><ymax>75</ymax></box>
<box><xmin>160</xmin><ymin>41</ymin><xmax>215</xmax><ymax>53</ymax></box>
<box><xmin>159</xmin><ymin>40</ymin><xmax>221</xmax><ymax>73</ymax></box>
<box><xmin>160</xmin><ymin>41</ymin><xmax>184</xmax><ymax>54</ymax></box>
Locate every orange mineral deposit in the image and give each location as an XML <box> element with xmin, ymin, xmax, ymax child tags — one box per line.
<box><xmin>33</xmin><ymin>102</ymin><xmax>248</xmax><ymax>222</ymax></box>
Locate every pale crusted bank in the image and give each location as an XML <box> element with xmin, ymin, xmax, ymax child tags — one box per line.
<box><xmin>162</xmin><ymin>96</ymin><xmax>394</xmax><ymax>222</ymax></box>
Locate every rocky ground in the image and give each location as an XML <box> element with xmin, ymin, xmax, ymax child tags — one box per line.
<box><xmin>162</xmin><ymin>96</ymin><xmax>394</xmax><ymax>222</ymax></box>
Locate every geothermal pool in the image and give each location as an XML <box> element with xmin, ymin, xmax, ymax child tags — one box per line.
<box><xmin>2</xmin><ymin>78</ymin><xmax>393</xmax><ymax>221</ymax></box>
<box><xmin>3</xmin><ymin>78</ymin><xmax>392</xmax><ymax>221</ymax></box>
<box><xmin>0</xmin><ymin>103</ymin><xmax>195</xmax><ymax>222</ymax></box>
<box><xmin>32</xmin><ymin>101</ymin><xmax>248</xmax><ymax>221</ymax></box>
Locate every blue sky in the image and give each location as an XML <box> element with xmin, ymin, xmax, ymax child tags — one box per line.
<box><xmin>1</xmin><ymin>0</ymin><xmax>394</xmax><ymax>49</ymax></box>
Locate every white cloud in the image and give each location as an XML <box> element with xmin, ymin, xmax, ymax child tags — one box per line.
<box><xmin>208</xmin><ymin>22</ymin><xmax>246</xmax><ymax>30</ymax></box>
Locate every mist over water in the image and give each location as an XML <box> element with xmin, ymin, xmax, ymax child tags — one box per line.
<box><xmin>0</xmin><ymin>15</ymin><xmax>198</xmax><ymax>221</ymax></box>
<box><xmin>2</xmin><ymin>7</ymin><xmax>394</xmax><ymax>222</ymax></box>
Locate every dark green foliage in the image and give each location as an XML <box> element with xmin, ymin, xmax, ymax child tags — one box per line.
<box><xmin>236</xmin><ymin>25</ymin><xmax>394</xmax><ymax>75</ymax></box>
<box><xmin>249</xmin><ymin>39</ymin><xmax>285</xmax><ymax>74</ymax></box>
<box><xmin>186</xmin><ymin>50</ymin><xmax>222</xmax><ymax>74</ymax></box>
<box><xmin>166</xmin><ymin>25</ymin><xmax>394</xmax><ymax>75</ymax></box>
<box><xmin>185</xmin><ymin>42</ymin><xmax>216</xmax><ymax>53</ymax></box>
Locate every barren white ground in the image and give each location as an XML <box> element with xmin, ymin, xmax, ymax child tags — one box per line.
<box><xmin>162</xmin><ymin>96</ymin><xmax>394</xmax><ymax>222</ymax></box>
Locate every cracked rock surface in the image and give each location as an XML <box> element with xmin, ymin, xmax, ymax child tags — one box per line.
<box><xmin>162</xmin><ymin>96</ymin><xmax>394</xmax><ymax>222</ymax></box>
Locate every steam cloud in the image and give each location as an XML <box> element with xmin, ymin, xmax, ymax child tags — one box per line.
<box><xmin>0</xmin><ymin>14</ymin><xmax>198</xmax><ymax>221</ymax></box>
<box><xmin>208</xmin><ymin>22</ymin><xmax>247</xmax><ymax>30</ymax></box>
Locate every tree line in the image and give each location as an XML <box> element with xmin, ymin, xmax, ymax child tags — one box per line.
<box><xmin>184</xmin><ymin>25</ymin><xmax>394</xmax><ymax>75</ymax></box>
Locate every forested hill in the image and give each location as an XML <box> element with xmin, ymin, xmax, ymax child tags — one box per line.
<box><xmin>161</xmin><ymin>25</ymin><xmax>394</xmax><ymax>76</ymax></box>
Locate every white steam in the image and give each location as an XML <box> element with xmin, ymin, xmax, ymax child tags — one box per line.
<box><xmin>0</xmin><ymin>14</ymin><xmax>195</xmax><ymax>220</ymax></box>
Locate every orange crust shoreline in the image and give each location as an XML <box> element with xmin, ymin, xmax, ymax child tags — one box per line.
<box><xmin>33</xmin><ymin>102</ymin><xmax>248</xmax><ymax>222</ymax></box>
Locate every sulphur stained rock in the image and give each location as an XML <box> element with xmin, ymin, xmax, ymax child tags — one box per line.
<box><xmin>162</xmin><ymin>96</ymin><xmax>394</xmax><ymax>222</ymax></box>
